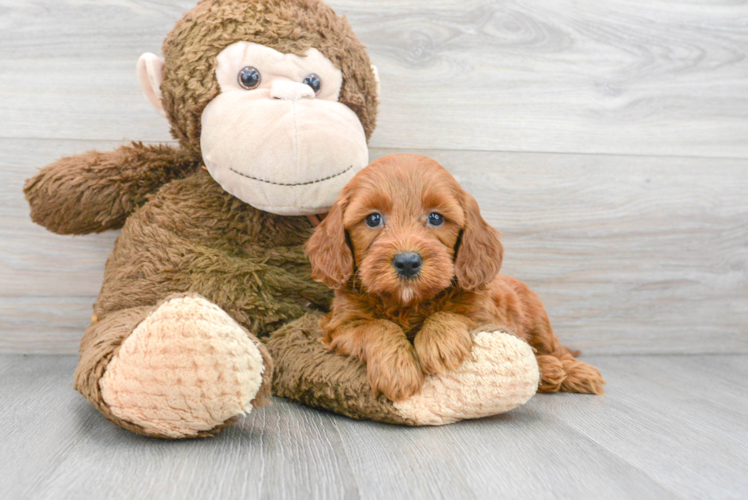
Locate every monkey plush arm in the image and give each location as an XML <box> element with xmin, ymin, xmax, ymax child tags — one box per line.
<box><xmin>24</xmin><ymin>142</ymin><xmax>199</xmax><ymax>235</ymax></box>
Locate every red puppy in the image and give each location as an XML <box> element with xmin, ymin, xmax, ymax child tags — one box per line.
<box><xmin>306</xmin><ymin>154</ymin><xmax>604</xmax><ymax>402</ymax></box>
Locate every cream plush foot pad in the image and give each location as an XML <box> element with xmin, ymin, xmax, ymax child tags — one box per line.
<box><xmin>394</xmin><ymin>330</ymin><xmax>540</xmax><ymax>425</ymax></box>
<box><xmin>100</xmin><ymin>295</ymin><xmax>265</xmax><ymax>438</ymax></box>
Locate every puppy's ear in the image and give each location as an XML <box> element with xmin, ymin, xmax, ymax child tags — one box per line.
<box><xmin>454</xmin><ymin>192</ymin><xmax>504</xmax><ymax>290</ymax></box>
<box><xmin>305</xmin><ymin>197</ymin><xmax>354</xmax><ymax>289</ymax></box>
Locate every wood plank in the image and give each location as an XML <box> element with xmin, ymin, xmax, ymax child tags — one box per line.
<box><xmin>0</xmin><ymin>355</ymin><xmax>100</xmax><ymax>499</ymax></box>
<box><xmin>389</xmin><ymin>148</ymin><xmax>748</xmax><ymax>356</ymax></box>
<box><xmin>0</xmin><ymin>297</ymin><xmax>95</xmax><ymax>352</ymax></box>
<box><xmin>0</xmin><ymin>138</ymin><xmax>120</xmax><ymax>300</ymax></box>
<box><xmin>536</xmin><ymin>355</ymin><xmax>748</xmax><ymax>499</ymax></box>
<box><xmin>0</xmin><ymin>355</ymin><xmax>359</xmax><ymax>500</ymax></box>
<box><xmin>31</xmin><ymin>400</ymin><xmax>359</xmax><ymax>500</ymax></box>
<box><xmin>331</xmin><ymin>404</ymin><xmax>678</xmax><ymax>500</ymax></box>
<box><xmin>0</xmin><ymin>1</ymin><xmax>747</xmax><ymax>157</ymax></box>
<box><xmin>0</xmin><ymin>138</ymin><xmax>119</xmax><ymax>351</ymax></box>
<box><xmin>0</xmin><ymin>0</ymin><xmax>191</xmax><ymax>144</ymax></box>
<box><xmin>2</xmin><ymin>354</ymin><xmax>747</xmax><ymax>499</ymax></box>
<box><xmin>3</xmin><ymin>139</ymin><xmax>747</xmax><ymax>354</ymax></box>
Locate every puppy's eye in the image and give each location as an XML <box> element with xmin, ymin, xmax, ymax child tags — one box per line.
<box><xmin>428</xmin><ymin>212</ymin><xmax>444</xmax><ymax>226</ymax></box>
<box><xmin>302</xmin><ymin>73</ymin><xmax>321</xmax><ymax>94</ymax></box>
<box><xmin>238</xmin><ymin>66</ymin><xmax>261</xmax><ymax>90</ymax></box>
<box><xmin>365</xmin><ymin>213</ymin><xmax>382</xmax><ymax>228</ymax></box>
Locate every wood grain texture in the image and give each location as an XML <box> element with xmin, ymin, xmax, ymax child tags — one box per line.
<box><xmin>0</xmin><ymin>0</ymin><xmax>747</xmax><ymax>157</ymax></box>
<box><xmin>2</xmin><ymin>138</ymin><xmax>747</xmax><ymax>354</ymax></box>
<box><xmin>330</xmin><ymin>405</ymin><xmax>679</xmax><ymax>500</ymax></box>
<box><xmin>1</xmin><ymin>354</ymin><xmax>746</xmax><ymax>499</ymax></box>
<box><xmin>0</xmin><ymin>138</ymin><xmax>121</xmax><ymax>352</ymax></box>
<box><xmin>551</xmin><ymin>355</ymin><xmax>748</xmax><ymax>500</ymax></box>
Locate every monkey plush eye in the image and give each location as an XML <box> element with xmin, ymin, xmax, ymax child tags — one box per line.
<box><xmin>428</xmin><ymin>212</ymin><xmax>444</xmax><ymax>226</ymax></box>
<box><xmin>365</xmin><ymin>213</ymin><xmax>382</xmax><ymax>228</ymax></box>
<box><xmin>238</xmin><ymin>66</ymin><xmax>261</xmax><ymax>90</ymax></box>
<box><xmin>302</xmin><ymin>73</ymin><xmax>322</xmax><ymax>94</ymax></box>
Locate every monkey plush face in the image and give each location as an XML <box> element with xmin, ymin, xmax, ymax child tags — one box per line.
<box><xmin>137</xmin><ymin>0</ymin><xmax>379</xmax><ymax>216</ymax></box>
<box><xmin>200</xmin><ymin>42</ymin><xmax>368</xmax><ymax>215</ymax></box>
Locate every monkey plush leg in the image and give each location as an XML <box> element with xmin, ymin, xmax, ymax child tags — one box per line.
<box><xmin>268</xmin><ymin>315</ymin><xmax>539</xmax><ymax>426</ymax></box>
<box><xmin>75</xmin><ymin>293</ymin><xmax>272</xmax><ymax>438</ymax></box>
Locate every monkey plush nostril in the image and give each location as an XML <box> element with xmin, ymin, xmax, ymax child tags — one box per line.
<box><xmin>393</xmin><ymin>252</ymin><xmax>422</xmax><ymax>278</ymax></box>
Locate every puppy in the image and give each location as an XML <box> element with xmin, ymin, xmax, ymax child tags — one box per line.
<box><xmin>306</xmin><ymin>154</ymin><xmax>605</xmax><ymax>402</ymax></box>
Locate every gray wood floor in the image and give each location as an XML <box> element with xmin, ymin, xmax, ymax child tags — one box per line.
<box><xmin>1</xmin><ymin>354</ymin><xmax>746</xmax><ymax>500</ymax></box>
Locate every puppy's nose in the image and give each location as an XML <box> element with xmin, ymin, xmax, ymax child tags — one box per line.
<box><xmin>393</xmin><ymin>252</ymin><xmax>422</xmax><ymax>278</ymax></box>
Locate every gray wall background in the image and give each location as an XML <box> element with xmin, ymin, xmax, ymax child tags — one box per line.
<box><xmin>1</xmin><ymin>0</ymin><xmax>746</xmax><ymax>354</ymax></box>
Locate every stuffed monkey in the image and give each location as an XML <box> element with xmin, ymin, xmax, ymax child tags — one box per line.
<box><xmin>24</xmin><ymin>0</ymin><xmax>539</xmax><ymax>438</ymax></box>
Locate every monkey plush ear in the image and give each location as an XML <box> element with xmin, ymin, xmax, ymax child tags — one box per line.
<box><xmin>137</xmin><ymin>53</ymin><xmax>166</xmax><ymax>117</ymax></box>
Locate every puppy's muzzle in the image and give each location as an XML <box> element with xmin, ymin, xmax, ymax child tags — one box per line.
<box><xmin>393</xmin><ymin>252</ymin><xmax>422</xmax><ymax>278</ymax></box>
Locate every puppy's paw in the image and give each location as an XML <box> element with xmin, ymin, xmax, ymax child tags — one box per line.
<box><xmin>537</xmin><ymin>355</ymin><xmax>605</xmax><ymax>395</ymax></box>
<box><xmin>415</xmin><ymin>316</ymin><xmax>473</xmax><ymax>375</ymax></box>
<box><xmin>536</xmin><ymin>355</ymin><xmax>566</xmax><ymax>393</ymax></box>
<box><xmin>367</xmin><ymin>345</ymin><xmax>425</xmax><ymax>402</ymax></box>
<box><xmin>561</xmin><ymin>359</ymin><xmax>606</xmax><ymax>395</ymax></box>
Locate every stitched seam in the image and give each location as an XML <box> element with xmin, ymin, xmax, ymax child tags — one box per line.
<box><xmin>229</xmin><ymin>165</ymin><xmax>354</xmax><ymax>186</ymax></box>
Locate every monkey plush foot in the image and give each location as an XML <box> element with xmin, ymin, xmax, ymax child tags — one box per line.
<box><xmin>393</xmin><ymin>328</ymin><xmax>540</xmax><ymax>424</ymax></box>
<box><xmin>267</xmin><ymin>313</ymin><xmax>539</xmax><ymax>425</ymax></box>
<box><xmin>99</xmin><ymin>294</ymin><xmax>270</xmax><ymax>438</ymax></box>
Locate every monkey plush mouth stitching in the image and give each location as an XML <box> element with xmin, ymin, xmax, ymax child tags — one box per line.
<box><xmin>229</xmin><ymin>165</ymin><xmax>353</xmax><ymax>187</ymax></box>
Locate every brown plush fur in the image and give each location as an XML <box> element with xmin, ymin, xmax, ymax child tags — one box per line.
<box><xmin>90</xmin><ymin>170</ymin><xmax>331</xmax><ymax>330</ymax></box>
<box><xmin>306</xmin><ymin>154</ymin><xmax>605</xmax><ymax>401</ymax></box>
<box><xmin>24</xmin><ymin>143</ymin><xmax>199</xmax><ymax>234</ymax></box>
<box><xmin>71</xmin><ymin>170</ymin><xmax>331</xmax><ymax>435</ymax></box>
<box><xmin>23</xmin><ymin>0</ymin><xmax>376</xmax><ymax>437</ymax></box>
